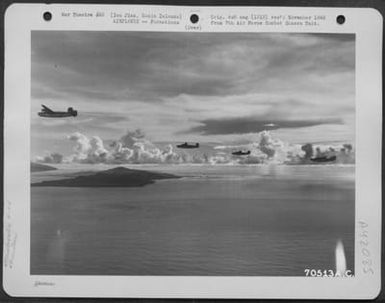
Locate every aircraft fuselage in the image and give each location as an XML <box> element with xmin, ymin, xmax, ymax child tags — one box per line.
<box><xmin>176</xmin><ymin>143</ymin><xmax>199</xmax><ymax>149</ymax></box>
<box><xmin>310</xmin><ymin>155</ymin><xmax>337</xmax><ymax>163</ymax></box>
<box><xmin>232</xmin><ymin>151</ymin><xmax>251</xmax><ymax>156</ymax></box>
<box><xmin>38</xmin><ymin>112</ymin><xmax>77</xmax><ymax>118</ymax></box>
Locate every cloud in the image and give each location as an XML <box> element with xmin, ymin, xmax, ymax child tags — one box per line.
<box><xmin>213</xmin><ymin>131</ymin><xmax>355</xmax><ymax>165</ymax></box>
<box><xmin>31</xmin><ymin>32</ymin><xmax>354</xmax><ymax>103</ymax></box>
<box><xmin>36</xmin><ymin>152</ymin><xmax>64</xmax><ymax>164</ymax></box>
<box><xmin>185</xmin><ymin>117</ymin><xmax>343</xmax><ymax>135</ymax></box>
<box><xmin>67</xmin><ymin>132</ymin><xmax>109</xmax><ymax>163</ymax></box>
<box><xmin>63</xmin><ymin>129</ymin><xmax>187</xmax><ymax>164</ymax></box>
<box><xmin>36</xmin><ymin>129</ymin><xmax>354</xmax><ymax>166</ymax></box>
<box><xmin>31</xmin><ymin>32</ymin><xmax>355</xmax><ymax>157</ymax></box>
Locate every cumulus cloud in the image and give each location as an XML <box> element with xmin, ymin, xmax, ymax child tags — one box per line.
<box><xmin>212</xmin><ymin>131</ymin><xmax>354</xmax><ymax>165</ymax></box>
<box><xmin>61</xmin><ymin>129</ymin><xmax>188</xmax><ymax>164</ymax></box>
<box><xmin>288</xmin><ymin>141</ymin><xmax>355</xmax><ymax>164</ymax></box>
<box><xmin>36</xmin><ymin>129</ymin><xmax>354</xmax><ymax>165</ymax></box>
<box><xmin>36</xmin><ymin>152</ymin><xmax>64</xmax><ymax>164</ymax></box>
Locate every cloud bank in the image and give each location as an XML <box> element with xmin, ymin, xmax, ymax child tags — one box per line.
<box><xmin>186</xmin><ymin>117</ymin><xmax>343</xmax><ymax>135</ymax></box>
<box><xmin>36</xmin><ymin>130</ymin><xmax>354</xmax><ymax>165</ymax></box>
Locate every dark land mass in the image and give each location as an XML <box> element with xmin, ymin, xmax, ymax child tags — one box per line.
<box><xmin>31</xmin><ymin>166</ymin><xmax>181</xmax><ymax>187</ymax></box>
<box><xmin>31</xmin><ymin>162</ymin><xmax>57</xmax><ymax>173</ymax></box>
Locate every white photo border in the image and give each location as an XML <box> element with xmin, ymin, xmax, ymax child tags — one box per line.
<box><xmin>3</xmin><ymin>4</ymin><xmax>383</xmax><ymax>299</ymax></box>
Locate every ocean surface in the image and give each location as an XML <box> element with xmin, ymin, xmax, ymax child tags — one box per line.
<box><xmin>31</xmin><ymin>164</ymin><xmax>355</xmax><ymax>276</ymax></box>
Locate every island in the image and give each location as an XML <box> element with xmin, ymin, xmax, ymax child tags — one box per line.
<box><xmin>31</xmin><ymin>166</ymin><xmax>181</xmax><ymax>187</ymax></box>
<box><xmin>31</xmin><ymin>162</ymin><xmax>58</xmax><ymax>173</ymax></box>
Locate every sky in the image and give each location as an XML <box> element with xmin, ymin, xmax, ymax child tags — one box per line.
<box><xmin>31</xmin><ymin>31</ymin><xmax>355</xmax><ymax>159</ymax></box>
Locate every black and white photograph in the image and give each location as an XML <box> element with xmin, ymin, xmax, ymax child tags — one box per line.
<box><xmin>3</xmin><ymin>3</ymin><xmax>382</xmax><ymax>299</ymax></box>
<box><xmin>30</xmin><ymin>31</ymin><xmax>355</xmax><ymax>276</ymax></box>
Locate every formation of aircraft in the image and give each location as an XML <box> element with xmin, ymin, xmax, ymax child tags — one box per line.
<box><xmin>38</xmin><ymin>105</ymin><xmax>78</xmax><ymax>118</ymax></box>
<box><xmin>37</xmin><ymin>107</ymin><xmax>339</xmax><ymax>162</ymax></box>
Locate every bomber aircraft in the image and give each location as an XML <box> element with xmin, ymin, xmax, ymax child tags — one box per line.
<box><xmin>38</xmin><ymin>105</ymin><xmax>78</xmax><ymax>118</ymax></box>
<box><xmin>310</xmin><ymin>155</ymin><xmax>337</xmax><ymax>163</ymax></box>
<box><xmin>176</xmin><ymin>142</ymin><xmax>200</xmax><ymax>149</ymax></box>
<box><xmin>232</xmin><ymin>150</ymin><xmax>251</xmax><ymax>156</ymax></box>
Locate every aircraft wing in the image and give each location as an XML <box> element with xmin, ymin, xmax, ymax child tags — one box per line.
<box><xmin>41</xmin><ymin>105</ymin><xmax>54</xmax><ymax>113</ymax></box>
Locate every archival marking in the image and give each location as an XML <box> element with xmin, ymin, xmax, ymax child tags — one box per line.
<box><xmin>358</xmin><ymin>220</ymin><xmax>374</xmax><ymax>274</ymax></box>
<box><xmin>210</xmin><ymin>14</ymin><xmax>326</xmax><ymax>27</ymax></box>
<box><xmin>304</xmin><ymin>269</ymin><xmax>354</xmax><ymax>278</ymax></box>
<box><xmin>59</xmin><ymin>9</ymin><xmax>328</xmax><ymax>29</ymax></box>
<box><xmin>34</xmin><ymin>281</ymin><xmax>56</xmax><ymax>287</ymax></box>
<box><xmin>3</xmin><ymin>200</ymin><xmax>17</xmax><ymax>270</ymax></box>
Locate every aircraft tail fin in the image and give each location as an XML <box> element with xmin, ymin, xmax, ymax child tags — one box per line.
<box><xmin>41</xmin><ymin>105</ymin><xmax>54</xmax><ymax>113</ymax></box>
